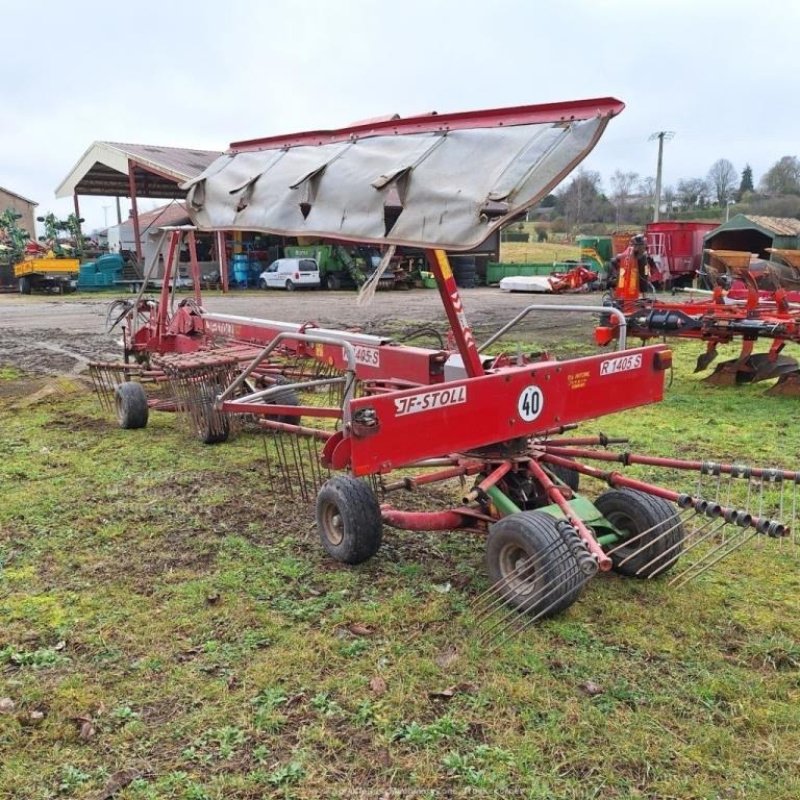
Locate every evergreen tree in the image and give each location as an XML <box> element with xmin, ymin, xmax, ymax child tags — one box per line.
<box><xmin>737</xmin><ymin>164</ymin><xmax>754</xmax><ymax>200</ymax></box>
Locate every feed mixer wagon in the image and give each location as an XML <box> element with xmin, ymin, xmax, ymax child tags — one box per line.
<box><xmin>90</xmin><ymin>99</ymin><xmax>799</xmax><ymax>646</ymax></box>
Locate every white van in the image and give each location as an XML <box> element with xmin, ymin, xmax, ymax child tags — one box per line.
<box><xmin>258</xmin><ymin>258</ymin><xmax>321</xmax><ymax>290</ymax></box>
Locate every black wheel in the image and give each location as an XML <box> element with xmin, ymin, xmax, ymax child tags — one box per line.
<box><xmin>594</xmin><ymin>488</ymin><xmax>684</xmax><ymax>578</ymax></box>
<box><xmin>19</xmin><ymin>276</ymin><xmax>32</xmax><ymax>295</ymax></box>
<box><xmin>285</xmin><ymin>280</ymin><xmax>295</xmax><ymax>291</ymax></box>
<box><xmin>265</xmin><ymin>375</ymin><xmax>301</xmax><ymax>426</ymax></box>
<box><xmin>326</xmin><ymin>273</ymin><xmax>341</xmax><ymax>290</ymax></box>
<box><xmin>115</xmin><ymin>382</ymin><xmax>149</xmax><ymax>429</ymax></box>
<box><xmin>486</xmin><ymin>511</ymin><xmax>586</xmax><ymax>618</ymax></box>
<box><xmin>316</xmin><ymin>476</ymin><xmax>382</xmax><ymax>564</ymax></box>
<box><xmin>546</xmin><ymin>461</ymin><xmax>579</xmax><ymax>493</ymax></box>
<box><xmin>259</xmin><ymin>278</ymin><xmax>268</xmax><ymax>290</ymax></box>
<box><xmin>196</xmin><ymin>386</ymin><xmax>229</xmax><ymax>444</ymax></box>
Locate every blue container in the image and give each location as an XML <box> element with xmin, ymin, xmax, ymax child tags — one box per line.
<box><xmin>231</xmin><ymin>253</ymin><xmax>249</xmax><ymax>286</ymax></box>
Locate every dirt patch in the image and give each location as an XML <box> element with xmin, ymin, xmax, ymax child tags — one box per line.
<box><xmin>0</xmin><ymin>290</ymin><xmax>608</xmax><ymax>377</ymax></box>
<box><xmin>0</xmin><ymin>326</ymin><xmax>120</xmax><ymax>376</ymax></box>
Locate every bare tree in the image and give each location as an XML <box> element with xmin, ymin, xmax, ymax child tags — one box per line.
<box><xmin>760</xmin><ymin>156</ymin><xmax>800</xmax><ymax>196</ymax></box>
<box><xmin>677</xmin><ymin>177</ymin><xmax>710</xmax><ymax>209</ymax></box>
<box><xmin>707</xmin><ymin>159</ymin><xmax>737</xmax><ymax>206</ymax></box>
<box><xmin>637</xmin><ymin>176</ymin><xmax>655</xmax><ymax>197</ymax></box>
<box><xmin>662</xmin><ymin>185</ymin><xmax>676</xmax><ymax>217</ymax></box>
<box><xmin>611</xmin><ymin>170</ymin><xmax>639</xmax><ymax>225</ymax></box>
<box><xmin>556</xmin><ymin>168</ymin><xmax>610</xmax><ymax>230</ymax></box>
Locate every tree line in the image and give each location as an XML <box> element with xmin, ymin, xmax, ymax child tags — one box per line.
<box><xmin>536</xmin><ymin>156</ymin><xmax>800</xmax><ymax>234</ymax></box>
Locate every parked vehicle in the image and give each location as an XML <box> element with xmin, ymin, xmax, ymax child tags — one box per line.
<box><xmin>15</xmin><ymin>256</ymin><xmax>80</xmax><ymax>294</ymax></box>
<box><xmin>258</xmin><ymin>258</ymin><xmax>321</xmax><ymax>290</ymax></box>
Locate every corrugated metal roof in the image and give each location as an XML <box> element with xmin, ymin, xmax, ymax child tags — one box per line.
<box><xmin>131</xmin><ymin>202</ymin><xmax>191</xmax><ymax>233</ymax></box>
<box><xmin>55</xmin><ymin>142</ymin><xmax>221</xmax><ymax>199</ymax></box>
<box><xmin>743</xmin><ymin>215</ymin><xmax>800</xmax><ymax>236</ymax></box>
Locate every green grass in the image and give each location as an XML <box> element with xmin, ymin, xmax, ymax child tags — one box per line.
<box><xmin>1</xmin><ymin>342</ymin><xmax>799</xmax><ymax>799</ymax></box>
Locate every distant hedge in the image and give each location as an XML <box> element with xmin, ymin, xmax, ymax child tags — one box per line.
<box><xmin>501</xmin><ymin>232</ymin><xmax>530</xmax><ymax>242</ymax></box>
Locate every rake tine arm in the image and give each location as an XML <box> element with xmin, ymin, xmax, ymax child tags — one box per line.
<box><xmin>541</xmin><ymin>447</ymin><xmax>800</xmax><ymax>484</ymax></box>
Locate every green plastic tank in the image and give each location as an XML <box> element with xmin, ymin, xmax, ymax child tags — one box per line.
<box><xmin>577</xmin><ymin>235</ymin><xmax>613</xmax><ymax>270</ymax></box>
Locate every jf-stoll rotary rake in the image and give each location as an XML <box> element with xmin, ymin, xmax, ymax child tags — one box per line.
<box><xmin>90</xmin><ymin>99</ymin><xmax>798</xmax><ymax>647</ymax></box>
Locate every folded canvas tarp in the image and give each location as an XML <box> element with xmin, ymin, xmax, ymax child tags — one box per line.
<box><xmin>184</xmin><ymin>98</ymin><xmax>623</xmax><ymax>252</ymax></box>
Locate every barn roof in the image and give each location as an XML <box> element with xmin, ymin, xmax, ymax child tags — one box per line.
<box><xmin>707</xmin><ymin>213</ymin><xmax>800</xmax><ymax>239</ymax></box>
<box><xmin>0</xmin><ymin>186</ymin><xmax>38</xmax><ymax>206</ymax></box>
<box><xmin>55</xmin><ymin>142</ymin><xmax>221</xmax><ymax>200</ymax></box>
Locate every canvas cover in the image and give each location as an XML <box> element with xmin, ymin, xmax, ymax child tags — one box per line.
<box><xmin>184</xmin><ymin>101</ymin><xmax>621</xmax><ymax>251</ymax></box>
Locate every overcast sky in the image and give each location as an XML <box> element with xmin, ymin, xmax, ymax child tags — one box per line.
<box><xmin>1</xmin><ymin>0</ymin><xmax>796</xmax><ymax>232</ymax></box>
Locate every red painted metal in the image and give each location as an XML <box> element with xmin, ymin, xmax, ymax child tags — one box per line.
<box><xmin>186</xmin><ymin>229</ymin><xmax>202</xmax><ymax>305</ymax></box>
<box><xmin>345</xmin><ymin>345</ymin><xmax>669</xmax><ymax>475</ymax></box>
<box><xmin>155</xmin><ymin>231</ymin><xmax>181</xmax><ymax>348</ymax></box>
<box><xmin>127</xmin><ymin>159</ymin><xmax>143</xmax><ymax>265</ymax></box>
<box><xmin>646</xmin><ymin>221</ymin><xmax>717</xmax><ymax>281</ymax></box>
<box><xmin>230</xmin><ymin>97</ymin><xmax>626</xmax><ymax>153</ymax></box>
<box><xmin>543</xmin><ymin>446</ymin><xmax>800</xmax><ymax>482</ymax></box>
<box><xmin>527</xmin><ymin>459</ymin><xmax>612</xmax><ymax>571</ymax></box>
<box><xmin>426</xmin><ymin>250</ymin><xmax>484</xmax><ymax>378</ymax></box>
<box><xmin>222</xmin><ymin>401</ymin><xmax>342</xmax><ymax>419</ymax></box>
<box><xmin>380</xmin><ymin>506</ymin><xmax>477</xmax><ymax>532</ymax></box>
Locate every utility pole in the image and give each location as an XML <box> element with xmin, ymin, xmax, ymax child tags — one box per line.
<box><xmin>649</xmin><ymin>131</ymin><xmax>675</xmax><ymax>222</ymax></box>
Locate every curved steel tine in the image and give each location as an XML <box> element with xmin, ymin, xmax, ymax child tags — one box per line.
<box><xmin>613</xmin><ymin>514</ymin><xmax>691</xmax><ymax>566</ymax></box>
<box><xmin>669</xmin><ymin>528</ymin><xmax>757</xmax><ymax>588</ymax></box>
<box><xmin>478</xmin><ymin>557</ymin><xmax>581</xmax><ymax>644</ymax></box>
<box><xmin>486</xmin><ymin>568</ymin><xmax>592</xmax><ymax>653</ymax></box>
<box><xmin>644</xmin><ymin>518</ymin><xmax>726</xmax><ymax>579</ymax></box>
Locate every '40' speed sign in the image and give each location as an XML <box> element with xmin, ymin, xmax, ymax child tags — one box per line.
<box><xmin>517</xmin><ymin>385</ymin><xmax>544</xmax><ymax>422</ymax></box>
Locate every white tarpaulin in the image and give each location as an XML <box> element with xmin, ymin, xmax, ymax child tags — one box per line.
<box><xmin>184</xmin><ymin>100</ymin><xmax>621</xmax><ymax>251</ymax></box>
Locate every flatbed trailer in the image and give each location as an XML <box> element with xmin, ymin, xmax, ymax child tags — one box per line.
<box><xmin>14</xmin><ymin>257</ymin><xmax>80</xmax><ymax>294</ymax></box>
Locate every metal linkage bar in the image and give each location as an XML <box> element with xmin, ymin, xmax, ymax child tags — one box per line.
<box><xmin>218</xmin><ymin>332</ymin><xmax>358</xmax><ymax>424</ymax></box>
<box><xmin>479</xmin><ymin>303</ymin><xmax>628</xmax><ymax>353</ymax></box>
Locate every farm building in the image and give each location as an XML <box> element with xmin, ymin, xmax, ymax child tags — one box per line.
<box><xmin>704</xmin><ymin>214</ymin><xmax>800</xmax><ymax>258</ymax></box>
<box><xmin>0</xmin><ymin>186</ymin><xmax>38</xmax><ymax>238</ymax></box>
<box><xmin>55</xmin><ymin>141</ymin><xmax>221</xmax><ymax>265</ymax></box>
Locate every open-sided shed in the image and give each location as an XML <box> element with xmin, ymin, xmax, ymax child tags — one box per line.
<box><xmin>704</xmin><ymin>214</ymin><xmax>800</xmax><ymax>258</ymax></box>
<box><xmin>55</xmin><ymin>141</ymin><xmax>221</xmax><ymax>263</ymax></box>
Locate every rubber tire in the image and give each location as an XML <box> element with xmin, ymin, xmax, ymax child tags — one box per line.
<box><xmin>196</xmin><ymin>387</ymin><xmax>229</xmax><ymax>445</ymax></box>
<box><xmin>259</xmin><ymin>278</ymin><xmax>268</xmax><ymax>290</ymax></box>
<box><xmin>115</xmin><ymin>382</ymin><xmax>149</xmax><ymax>429</ymax></box>
<box><xmin>316</xmin><ymin>476</ymin><xmax>382</xmax><ymax>565</ymax></box>
<box><xmin>547</xmin><ymin>461</ymin><xmax>579</xmax><ymax>493</ymax></box>
<box><xmin>285</xmin><ymin>280</ymin><xmax>295</xmax><ymax>291</ymax></box>
<box><xmin>266</xmin><ymin>375</ymin><xmax>301</xmax><ymax>426</ymax></box>
<box><xmin>594</xmin><ymin>488</ymin><xmax>684</xmax><ymax>578</ymax></box>
<box><xmin>19</xmin><ymin>276</ymin><xmax>32</xmax><ymax>295</ymax></box>
<box><xmin>486</xmin><ymin>511</ymin><xmax>586</xmax><ymax>618</ymax></box>
<box><xmin>326</xmin><ymin>273</ymin><xmax>341</xmax><ymax>290</ymax></box>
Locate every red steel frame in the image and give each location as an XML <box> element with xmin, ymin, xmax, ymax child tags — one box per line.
<box><xmin>230</xmin><ymin>98</ymin><xmax>625</xmax><ymax>153</ymax></box>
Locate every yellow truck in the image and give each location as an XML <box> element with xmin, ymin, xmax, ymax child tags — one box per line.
<box><xmin>14</xmin><ymin>257</ymin><xmax>80</xmax><ymax>294</ymax></box>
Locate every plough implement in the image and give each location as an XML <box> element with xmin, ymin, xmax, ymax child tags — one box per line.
<box><xmin>603</xmin><ymin>242</ymin><xmax>800</xmax><ymax>393</ymax></box>
<box><xmin>90</xmin><ymin>99</ymin><xmax>798</xmax><ymax>642</ymax></box>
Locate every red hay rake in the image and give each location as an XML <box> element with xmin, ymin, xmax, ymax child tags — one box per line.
<box><xmin>88</xmin><ymin>100</ymin><xmax>798</xmax><ymax>646</ymax></box>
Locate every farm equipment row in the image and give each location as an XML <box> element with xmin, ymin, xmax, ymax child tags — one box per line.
<box><xmin>87</xmin><ymin>99</ymin><xmax>797</xmax><ymax>642</ymax></box>
<box><xmin>604</xmin><ymin>242</ymin><xmax>800</xmax><ymax>393</ymax></box>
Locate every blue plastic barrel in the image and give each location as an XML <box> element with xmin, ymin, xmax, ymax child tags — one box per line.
<box><xmin>231</xmin><ymin>253</ymin><xmax>249</xmax><ymax>286</ymax></box>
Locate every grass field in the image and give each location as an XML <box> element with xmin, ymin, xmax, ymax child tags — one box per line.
<box><xmin>1</xmin><ymin>343</ymin><xmax>799</xmax><ymax>800</ymax></box>
<box><xmin>498</xmin><ymin>241</ymin><xmax>581</xmax><ymax>265</ymax></box>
